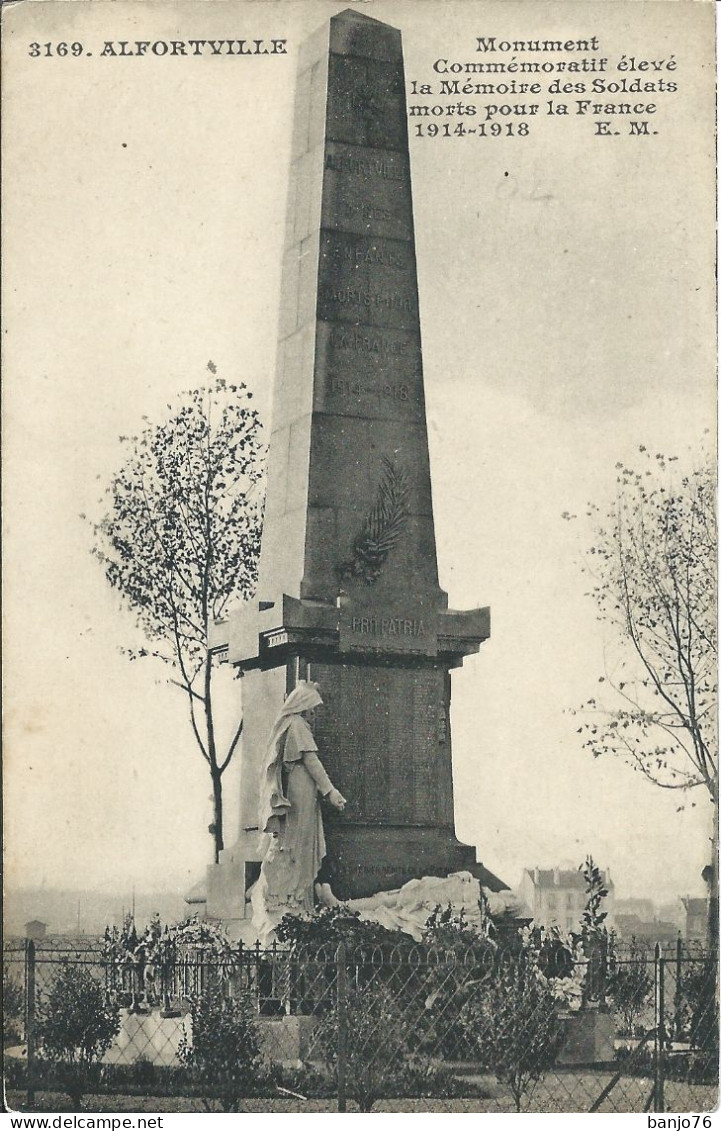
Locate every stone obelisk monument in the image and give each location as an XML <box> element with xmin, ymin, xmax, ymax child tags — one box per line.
<box><xmin>202</xmin><ymin>8</ymin><xmax>504</xmax><ymax>930</ymax></box>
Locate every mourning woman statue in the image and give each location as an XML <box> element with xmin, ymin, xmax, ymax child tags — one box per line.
<box><xmin>250</xmin><ymin>681</ymin><xmax>346</xmax><ymax>939</ymax></box>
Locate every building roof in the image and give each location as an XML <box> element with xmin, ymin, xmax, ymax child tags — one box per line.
<box><xmin>615</xmin><ymin>898</ymin><xmax>655</xmax><ymax>917</ymax></box>
<box><xmin>24</xmin><ymin>919</ymin><xmax>48</xmax><ymax>939</ymax></box>
<box><xmin>682</xmin><ymin>898</ymin><xmax>708</xmax><ymax>915</ymax></box>
<box><xmin>615</xmin><ymin>913</ymin><xmax>679</xmax><ymax>940</ymax></box>
<box><xmin>524</xmin><ymin>869</ymin><xmax>612</xmax><ymax>891</ymax></box>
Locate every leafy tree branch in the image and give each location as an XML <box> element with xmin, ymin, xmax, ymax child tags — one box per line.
<box><xmin>87</xmin><ymin>366</ymin><xmax>265</xmax><ymax>861</ymax></box>
<box><xmin>565</xmin><ymin>444</ymin><xmax>717</xmax><ymax>945</ymax></box>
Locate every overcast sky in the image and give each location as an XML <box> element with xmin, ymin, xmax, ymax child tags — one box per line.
<box><xmin>4</xmin><ymin>0</ymin><xmax>715</xmax><ymax>912</ymax></box>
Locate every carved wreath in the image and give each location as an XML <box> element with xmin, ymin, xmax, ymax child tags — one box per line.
<box><xmin>338</xmin><ymin>457</ymin><xmax>410</xmax><ymax>585</ymax></box>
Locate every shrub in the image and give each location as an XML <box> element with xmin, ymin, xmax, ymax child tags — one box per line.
<box><xmin>606</xmin><ymin>938</ymin><xmax>653</xmax><ymax>1036</ymax></box>
<box><xmin>678</xmin><ymin>959</ymin><xmax>719</xmax><ymax>1071</ymax></box>
<box><xmin>314</xmin><ymin>980</ymin><xmax>433</xmax><ymax>1112</ymax></box>
<box><xmin>3</xmin><ymin>1056</ymin><xmax>26</xmax><ymax>1090</ymax></box>
<box><xmin>177</xmin><ymin>980</ymin><xmax>267</xmax><ymax>1111</ymax></box>
<box><xmin>275</xmin><ymin>904</ymin><xmax>407</xmax><ymax>953</ymax></box>
<box><xmin>35</xmin><ymin>962</ymin><xmax>120</xmax><ymax>1110</ymax></box>
<box><xmin>3</xmin><ymin>965</ymin><xmax>25</xmax><ymax>1047</ymax></box>
<box><xmin>468</xmin><ymin>953</ymin><xmax>565</xmax><ymax>1111</ymax></box>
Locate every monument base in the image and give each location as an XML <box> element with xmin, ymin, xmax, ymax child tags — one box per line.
<box><xmin>190</xmin><ymin>824</ymin><xmax>508</xmax><ymax>906</ymax></box>
<box><xmin>189</xmin><ymin>825</ymin><xmax>511</xmax><ymax>942</ymax></box>
<box><xmin>258</xmin><ymin>1015</ymin><xmax>320</xmax><ymax>1068</ymax></box>
<box><xmin>557</xmin><ymin>1007</ymin><xmax>616</xmax><ymax>1066</ymax></box>
<box><xmin>100</xmin><ymin>1011</ymin><xmax>320</xmax><ymax>1070</ymax></box>
<box><xmin>103</xmin><ymin>1008</ymin><xmax>187</xmax><ymax>1068</ymax></box>
<box><xmin>186</xmin><ymin>830</ymin><xmax>263</xmax><ymax>940</ymax></box>
<box><xmin>323</xmin><ymin>823</ymin><xmax>508</xmax><ymax>900</ymax></box>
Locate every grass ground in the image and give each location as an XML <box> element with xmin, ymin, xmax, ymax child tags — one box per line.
<box><xmin>6</xmin><ymin>1074</ymin><xmax>718</xmax><ymax>1115</ymax></box>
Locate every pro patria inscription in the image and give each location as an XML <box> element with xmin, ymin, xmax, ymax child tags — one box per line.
<box><xmin>339</xmin><ymin>608</ymin><xmax>438</xmax><ymax>656</ymax></box>
<box><xmin>352</xmin><ymin>615</ymin><xmax>425</xmax><ymax>637</ymax></box>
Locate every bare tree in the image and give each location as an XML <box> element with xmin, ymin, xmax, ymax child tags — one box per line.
<box><xmin>88</xmin><ymin>366</ymin><xmax>264</xmax><ymax>861</ymax></box>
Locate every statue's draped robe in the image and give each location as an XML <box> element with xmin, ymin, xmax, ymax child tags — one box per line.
<box><xmin>251</xmin><ymin>715</ymin><xmax>333</xmax><ymax>939</ymax></box>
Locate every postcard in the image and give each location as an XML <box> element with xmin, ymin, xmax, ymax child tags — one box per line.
<box><xmin>3</xmin><ymin>0</ymin><xmax>716</xmax><ymax>1116</ymax></box>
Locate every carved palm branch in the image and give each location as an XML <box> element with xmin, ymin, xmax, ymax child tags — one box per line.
<box><xmin>339</xmin><ymin>457</ymin><xmax>410</xmax><ymax>584</ymax></box>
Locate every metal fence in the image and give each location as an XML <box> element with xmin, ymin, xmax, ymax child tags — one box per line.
<box><xmin>3</xmin><ymin>937</ymin><xmax>718</xmax><ymax>1113</ymax></box>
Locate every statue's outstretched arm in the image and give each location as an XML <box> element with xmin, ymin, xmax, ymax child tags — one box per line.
<box><xmin>302</xmin><ymin>751</ymin><xmax>333</xmax><ymax>795</ymax></box>
<box><xmin>303</xmin><ymin>752</ymin><xmax>347</xmax><ymax>810</ymax></box>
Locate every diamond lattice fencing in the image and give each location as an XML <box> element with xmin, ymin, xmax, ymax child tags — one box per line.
<box><xmin>3</xmin><ymin>936</ymin><xmax>718</xmax><ymax>1113</ymax></box>
<box><xmin>3</xmin><ymin>943</ymin><xmax>26</xmax><ymax>1050</ymax></box>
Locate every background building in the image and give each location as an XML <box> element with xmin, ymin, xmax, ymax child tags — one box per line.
<box><xmin>682</xmin><ymin>897</ymin><xmax>709</xmax><ymax>942</ymax></box>
<box><xmin>613</xmin><ymin>913</ymin><xmax>679</xmax><ymax>945</ymax></box>
<box><xmin>519</xmin><ymin>867</ymin><xmax>615</xmax><ymax>933</ymax></box>
<box><xmin>613</xmin><ymin>897</ymin><xmax>683</xmax><ymax>944</ymax></box>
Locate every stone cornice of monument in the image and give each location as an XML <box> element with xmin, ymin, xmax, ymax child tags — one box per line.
<box><xmin>216</xmin><ymin>5</ymin><xmax>490</xmax><ymax>677</ymax></box>
<box><xmin>213</xmin><ymin>596</ymin><xmax>489</xmax><ymax>669</ymax></box>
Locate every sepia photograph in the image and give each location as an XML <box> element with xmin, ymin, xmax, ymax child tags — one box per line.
<box><xmin>2</xmin><ymin>0</ymin><xmax>717</xmax><ymax>1116</ymax></box>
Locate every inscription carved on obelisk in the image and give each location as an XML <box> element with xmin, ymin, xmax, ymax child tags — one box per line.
<box><xmin>205</xmin><ymin>10</ymin><xmax>500</xmax><ymax>923</ymax></box>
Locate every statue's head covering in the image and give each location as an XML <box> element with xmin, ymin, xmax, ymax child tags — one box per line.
<box><xmin>257</xmin><ymin>681</ymin><xmax>323</xmax><ymax>835</ymax></box>
<box><xmin>274</xmin><ymin>681</ymin><xmax>323</xmax><ymax>726</ymax></box>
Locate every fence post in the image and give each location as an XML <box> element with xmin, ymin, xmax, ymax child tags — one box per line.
<box><xmin>130</xmin><ymin>957</ymin><xmax>140</xmax><ymax>1012</ymax></box>
<box><xmin>25</xmin><ymin>939</ymin><xmax>36</xmax><ymax>1107</ymax></box>
<box><xmin>653</xmin><ymin>943</ymin><xmax>666</xmax><ymax>1113</ymax></box>
<box><xmin>674</xmin><ymin>935</ymin><xmax>682</xmax><ymax>1039</ymax></box>
<box><xmin>599</xmin><ymin>931</ymin><xmax>608</xmax><ymax>1008</ymax></box>
<box><xmin>336</xmin><ymin>941</ymin><xmax>347</xmax><ymax>1114</ymax></box>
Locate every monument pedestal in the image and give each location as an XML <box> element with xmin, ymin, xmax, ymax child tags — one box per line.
<box><xmin>258</xmin><ymin>1016</ymin><xmax>320</xmax><ymax>1069</ymax></box>
<box><xmin>558</xmin><ymin>1007</ymin><xmax>616</xmax><ymax>1066</ymax></box>
<box><xmin>199</xmin><ymin>832</ymin><xmax>263</xmax><ymax>941</ymax></box>
<box><xmin>323</xmin><ymin>823</ymin><xmax>505</xmax><ymax>900</ymax></box>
